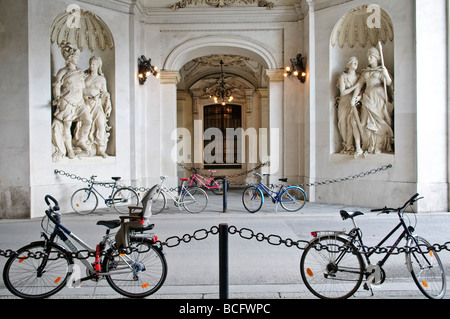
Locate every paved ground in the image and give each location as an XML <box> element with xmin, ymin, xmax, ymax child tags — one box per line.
<box><xmin>1</xmin><ymin>188</ymin><xmax>450</xmax><ymax>307</ymax></box>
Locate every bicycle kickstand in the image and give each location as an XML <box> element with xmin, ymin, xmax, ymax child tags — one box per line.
<box><xmin>363</xmin><ymin>282</ymin><xmax>374</xmax><ymax>297</ymax></box>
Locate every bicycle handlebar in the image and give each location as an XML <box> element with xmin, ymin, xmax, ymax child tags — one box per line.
<box><xmin>371</xmin><ymin>193</ymin><xmax>422</xmax><ymax>213</ymax></box>
<box><xmin>44</xmin><ymin>195</ymin><xmax>59</xmax><ymax>210</ymax></box>
<box><xmin>44</xmin><ymin>195</ymin><xmax>61</xmax><ymax>224</ymax></box>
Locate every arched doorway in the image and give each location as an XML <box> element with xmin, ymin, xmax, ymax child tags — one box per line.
<box><xmin>161</xmin><ymin>35</ymin><xmax>284</xmax><ymax>184</ymax></box>
<box><xmin>176</xmin><ymin>54</ymin><xmax>264</xmax><ymax>184</ymax></box>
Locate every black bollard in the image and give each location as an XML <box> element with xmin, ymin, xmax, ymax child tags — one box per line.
<box><xmin>219</xmin><ymin>223</ymin><xmax>229</xmax><ymax>299</ymax></box>
<box><xmin>222</xmin><ymin>178</ymin><xmax>228</xmax><ymax>213</ymax></box>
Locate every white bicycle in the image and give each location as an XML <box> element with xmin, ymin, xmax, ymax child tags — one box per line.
<box><xmin>151</xmin><ymin>176</ymin><xmax>208</xmax><ymax>214</ymax></box>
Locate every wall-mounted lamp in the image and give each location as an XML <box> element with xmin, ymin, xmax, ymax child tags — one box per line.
<box><xmin>284</xmin><ymin>53</ymin><xmax>307</xmax><ymax>83</ymax></box>
<box><xmin>138</xmin><ymin>55</ymin><xmax>159</xmax><ymax>85</ymax></box>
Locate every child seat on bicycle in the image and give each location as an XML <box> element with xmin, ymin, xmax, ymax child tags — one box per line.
<box><xmin>115</xmin><ymin>185</ymin><xmax>157</xmax><ymax>248</ymax></box>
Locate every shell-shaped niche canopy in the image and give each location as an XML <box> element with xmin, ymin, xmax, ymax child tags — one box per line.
<box><xmin>331</xmin><ymin>4</ymin><xmax>393</xmax><ymax>48</ymax></box>
<box><xmin>50</xmin><ymin>5</ymin><xmax>114</xmax><ymax>52</ymax></box>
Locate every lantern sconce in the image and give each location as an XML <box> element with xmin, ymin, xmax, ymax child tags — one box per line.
<box><xmin>138</xmin><ymin>55</ymin><xmax>159</xmax><ymax>85</ymax></box>
<box><xmin>284</xmin><ymin>53</ymin><xmax>307</xmax><ymax>83</ymax></box>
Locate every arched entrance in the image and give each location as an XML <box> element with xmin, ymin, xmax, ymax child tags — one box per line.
<box><xmin>161</xmin><ymin>36</ymin><xmax>284</xmax><ymax>184</ymax></box>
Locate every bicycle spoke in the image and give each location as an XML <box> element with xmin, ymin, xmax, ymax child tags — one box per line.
<box><xmin>300</xmin><ymin>236</ymin><xmax>363</xmax><ymax>299</ymax></box>
<box><xmin>406</xmin><ymin>237</ymin><xmax>446</xmax><ymax>299</ymax></box>
<box><xmin>104</xmin><ymin>241</ymin><xmax>167</xmax><ymax>298</ymax></box>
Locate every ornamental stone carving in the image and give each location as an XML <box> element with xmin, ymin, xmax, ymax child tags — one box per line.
<box><xmin>52</xmin><ymin>42</ymin><xmax>112</xmax><ymax>162</ymax></box>
<box><xmin>171</xmin><ymin>0</ymin><xmax>274</xmax><ymax>10</ymax></box>
<box><xmin>336</xmin><ymin>46</ymin><xmax>394</xmax><ymax>157</ymax></box>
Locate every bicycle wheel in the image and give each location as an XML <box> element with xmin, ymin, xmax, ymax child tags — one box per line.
<box><xmin>104</xmin><ymin>239</ymin><xmax>167</xmax><ymax>298</ymax></box>
<box><xmin>71</xmin><ymin>188</ymin><xmax>98</xmax><ymax>215</ymax></box>
<box><xmin>406</xmin><ymin>236</ymin><xmax>446</xmax><ymax>299</ymax></box>
<box><xmin>210</xmin><ymin>177</ymin><xmax>228</xmax><ymax>195</ymax></box>
<box><xmin>242</xmin><ymin>186</ymin><xmax>263</xmax><ymax>213</ymax></box>
<box><xmin>112</xmin><ymin>187</ymin><xmax>139</xmax><ymax>214</ymax></box>
<box><xmin>181</xmin><ymin>186</ymin><xmax>208</xmax><ymax>213</ymax></box>
<box><xmin>3</xmin><ymin>241</ymin><xmax>73</xmax><ymax>299</ymax></box>
<box><xmin>300</xmin><ymin>235</ymin><xmax>364</xmax><ymax>299</ymax></box>
<box><xmin>279</xmin><ymin>186</ymin><xmax>307</xmax><ymax>212</ymax></box>
<box><xmin>151</xmin><ymin>188</ymin><xmax>167</xmax><ymax>215</ymax></box>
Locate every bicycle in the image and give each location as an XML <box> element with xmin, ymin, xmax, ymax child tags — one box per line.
<box><xmin>187</xmin><ymin>167</ymin><xmax>228</xmax><ymax>195</ymax></box>
<box><xmin>300</xmin><ymin>193</ymin><xmax>446</xmax><ymax>299</ymax></box>
<box><xmin>151</xmin><ymin>176</ymin><xmax>208</xmax><ymax>214</ymax></box>
<box><xmin>242</xmin><ymin>173</ymin><xmax>307</xmax><ymax>213</ymax></box>
<box><xmin>71</xmin><ymin>175</ymin><xmax>139</xmax><ymax>215</ymax></box>
<box><xmin>2</xmin><ymin>193</ymin><xmax>167</xmax><ymax>299</ymax></box>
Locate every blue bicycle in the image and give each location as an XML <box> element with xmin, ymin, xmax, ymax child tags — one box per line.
<box><xmin>242</xmin><ymin>173</ymin><xmax>307</xmax><ymax>213</ymax></box>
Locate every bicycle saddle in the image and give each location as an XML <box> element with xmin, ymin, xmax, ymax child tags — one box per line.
<box><xmin>278</xmin><ymin>178</ymin><xmax>288</xmax><ymax>183</ymax></box>
<box><xmin>340</xmin><ymin>210</ymin><xmax>364</xmax><ymax>220</ymax></box>
<box><xmin>111</xmin><ymin>177</ymin><xmax>121</xmax><ymax>181</ymax></box>
<box><xmin>97</xmin><ymin>219</ymin><xmax>121</xmax><ymax>229</ymax></box>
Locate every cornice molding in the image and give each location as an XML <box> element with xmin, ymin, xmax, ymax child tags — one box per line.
<box><xmin>78</xmin><ymin>0</ymin><xmax>136</xmax><ymax>14</ymax></box>
<box><xmin>143</xmin><ymin>5</ymin><xmax>301</xmax><ymax>23</ymax></box>
<box><xmin>306</xmin><ymin>0</ymin><xmax>356</xmax><ymax>12</ymax></box>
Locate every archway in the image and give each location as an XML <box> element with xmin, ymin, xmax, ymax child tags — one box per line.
<box><xmin>175</xmin><ymin>54</ymin><xmax>265</xmax><ymax>184</ymax></box>
<box><xmin>163</xmin><ymin>35</ymin><xmax>278</xmax><ymax>71</ymax></box>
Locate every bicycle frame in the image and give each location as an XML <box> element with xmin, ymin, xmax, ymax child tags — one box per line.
<box><xmin>85</xmin><ymin>180</ymin><xmax>119</xmax><ymax>205</ymax></box>
<box><xmin>352</xmin><ymin>222</ymin><xmax>409</xmax><ymax>267</ymax></box>
<box><xmin>43</xmin><ymin>215</ymin><xmax>138</xmax><ymax>282</ymax></box>
<box><xmin>338</xmin><ymin>211</ymin><xmax>422</xmax><ymax>279</ymax></box>
<box><xmin>255</xmin><ymin>182</ymin><xmax>286</xmax><ymax>203</ymax></box>
<box><xmin>189</xmin><ymin>172</ymin><xmax>221</xmax><ymax>189</ymax></box>
<box><xmin>156</xmin><ymin>177</ymin><xmax>197</xmax><ymax>206</ymax></box>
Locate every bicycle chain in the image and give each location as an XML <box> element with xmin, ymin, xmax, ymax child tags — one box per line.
<box><xmin>2</xmin><ymin>225</ymin><xmax>450</xmax><ymax>260</ymax></box>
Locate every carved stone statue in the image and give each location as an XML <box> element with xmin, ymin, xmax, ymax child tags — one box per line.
<box><xmin>52</xmin><ymin>44</ymin><xmax>113</xmax><ymax>161</ymax></box>
<box><xmin>52</xmin><ymin>42</ymin><xmax>92</xmax><ymax>161</ymax></box>
<box><xmin>352</xmin><ymin>46</ymin><xmax>394</xmax><ymax>155</ymax></box>
<box><xmin>336</xmin><ymin>57</ymin><xmax>363</xmax><ymax>156</ymax></box>
<box><xmin>336</xmin><ymin>46</ymin><xmax>394</xmax><ymax>157</ymax></box>
<box><xmin>79</xmin><ymin>56</ymin><xmax>111</xmax><ymax>158</ymax></box>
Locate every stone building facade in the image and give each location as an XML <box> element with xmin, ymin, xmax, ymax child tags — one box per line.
<box><xmin>0</xmin><ymin>0</ymin><xmax>448</xmax><ymax>217</ymax></box>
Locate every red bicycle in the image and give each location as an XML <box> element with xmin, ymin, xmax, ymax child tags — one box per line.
<box><xmin>188</xmin><ymin>167</ymin><xmax>229</xmax><ymax>195</ymax></box>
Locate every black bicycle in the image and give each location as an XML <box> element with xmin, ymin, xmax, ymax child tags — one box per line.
<box><xmin>71</xmin><ymin>175</ymin><xmax>139</xmax><ymax>215</ymax></box>
<box><xmin>300</xmin><ymin>194</ymin><xmax>446</xmax><ymax>299</ymax></box>
<box><xmin>3</xmin><ymin>195</ymin><xmax>167</xmax><ymax>298</ymax></box>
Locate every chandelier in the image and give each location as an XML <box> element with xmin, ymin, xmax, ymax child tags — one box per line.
<box><xmin>208</xmin><ymin>60</ymin><xmax>233</xmax><ymax>105</ymax></box>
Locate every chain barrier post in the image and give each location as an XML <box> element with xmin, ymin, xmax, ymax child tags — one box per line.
<box><xmin>219</xmin><ymin>223</ymin><xmax>229</xmax><ymax>299</ymax></box>
<box><xmin>222</xmin><ymin>178</ymin><xmax>228</xmax><ymax>213</ymax></box>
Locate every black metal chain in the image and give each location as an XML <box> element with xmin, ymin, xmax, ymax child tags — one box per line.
<box><xmin>53</xmin><ymin>169</ymin><xmax>178</xmax><ymax>193</ymax></box>
<box><xmin>55</xmin><ymin>163</ymin><xmax>392</xmax><ymax>190</ymax></box>
<box><xmin>299</xmin><ymin>164</ymin><xmax>393</xmax><ymax>188</ymax></box>
<box><xmin>154</xmin><ymin>225</ymin><xmax>450</xmax><ymax>255</ymax></box>
<box><xmin>2</xmin><ymin>224</ymin><xmax>450</xmax><ymax>260</ymax></box>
